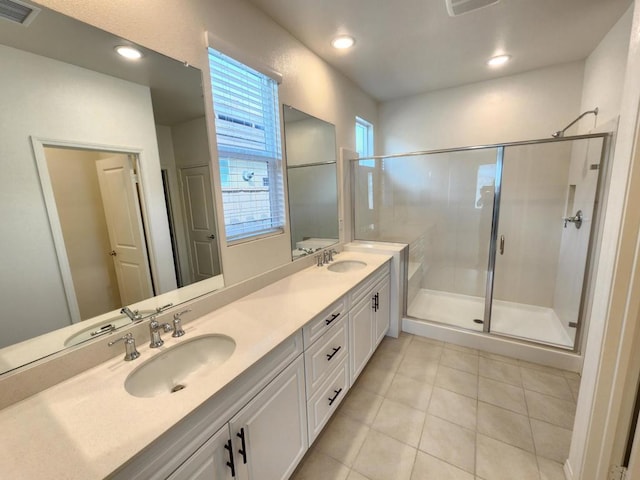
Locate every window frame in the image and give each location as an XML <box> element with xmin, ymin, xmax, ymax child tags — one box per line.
<box><xmin>355</xmin><ymin>116</ymin><xmax>375</xmax><ymax>166</ymax></box>
<box><xmin>208</xmin><ymin>47</ymin><xmax>286</xmax><ymax>244</ymax></box>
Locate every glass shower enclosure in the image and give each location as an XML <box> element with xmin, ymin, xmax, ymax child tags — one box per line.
<box><xmin>352</xmin><ymin>134</ymin><xmax>609</xmax><ymax>350</ymax></box>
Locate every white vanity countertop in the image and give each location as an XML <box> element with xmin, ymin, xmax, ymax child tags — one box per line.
<box><xmin>0</xmin><ymin>251</ymin><xmax>391</xmax><ymax>480</ymax></box>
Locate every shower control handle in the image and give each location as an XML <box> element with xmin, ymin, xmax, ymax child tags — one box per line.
<box><xmin>499</xmin><ymin>235</ymin><xmax>505</xmax><ymax>255</ymax></box>
<box><xmin>563</xmin><ymin>210</ymin><xmax>583</xmax><ymax>229</ymax></box>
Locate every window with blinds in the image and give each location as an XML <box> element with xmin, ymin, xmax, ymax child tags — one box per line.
<box><xmin>208</xmin><ymin>48</ymin><xmax>285</xmax><ymax>242</ymax></box>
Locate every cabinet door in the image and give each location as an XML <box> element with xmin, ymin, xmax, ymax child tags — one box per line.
<box><xmin>230</xmin><ymin>355</ymin><xmax>308</xmax><ymax>480</ymax></box>
<box><xmin>167</xmin><ymin>425</ymin><xmax>234</xmax><ymax>480</ymax></box>
<box><xmin>374</xmin><ymin>276</ymin><xmax>391</xmax><ymax>347</ymax></box>
<box><xmin>349</xmin><ymin>294</ymin><xmax>375</xmax><ymax>385</ymax></box>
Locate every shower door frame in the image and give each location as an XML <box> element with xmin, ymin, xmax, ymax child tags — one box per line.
<box><xmin>350</xmin><ymin>132</ymin><xmax>612</xmax><ymax>353</ymax></box>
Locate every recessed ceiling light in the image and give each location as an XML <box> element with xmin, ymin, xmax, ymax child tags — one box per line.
<box><xmin>331</xmin><ymin>35</ymin><xmax>355</xmax><ymax>50</ymax></box>
<box><xmin>487</xmin><ymin>54</ymin><xmax>511</xmax><ymax>67</ymax></box>
<box><xmin>115</xmin><ymin>45</ymin><xmax>143</xmax><ymax>60</ymax></box>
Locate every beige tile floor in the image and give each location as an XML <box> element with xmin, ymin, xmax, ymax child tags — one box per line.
<box><xmin>291</xmin><ymin>333</ymin><xmax>580</xmax><ymax>480</ymax></box>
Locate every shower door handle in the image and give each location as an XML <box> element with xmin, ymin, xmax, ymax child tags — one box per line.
<box><xmin>499</xmin><ymin>235</ymin><xmax>505</xmax><ymax>255</ymax></box>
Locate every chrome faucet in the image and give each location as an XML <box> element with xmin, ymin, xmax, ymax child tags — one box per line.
<box><xmin>149</xmin><ymin>316</ymin><xmax>173</xmax><ymax>348</ymax></box>
<box><xmin>323</xmin><ymin>248</ymin><xmax>337</xmax><ymax>264</ymax></box>
<box><xmin>120</xmin><ymin>306</ymin><xmax>143</xmax><ymax>323</ymax></box>
<box><xmin>108</xmin><ymin>333</ymin><xmax>140</xmax><ymax>361</ymax></box>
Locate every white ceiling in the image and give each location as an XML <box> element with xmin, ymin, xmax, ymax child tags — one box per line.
<box><xmin>0</xmin><ymin>7</ymin><xmax>205</xmax><ymax>125</ymax></box>
<box><xmin>247</xmin><ymin>0</ymin><xmax>633</xmax><ymax>102</ymax></box>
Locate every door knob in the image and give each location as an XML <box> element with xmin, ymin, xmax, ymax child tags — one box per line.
<box><xmin>208</xmin><ymin>234</ymin><xmax>216</xmax><ymax>240</ymax></box>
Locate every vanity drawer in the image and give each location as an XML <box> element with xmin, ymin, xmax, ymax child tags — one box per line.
<box><xmin>304</xmin><ymin>314</ymin><xmax>348</xmax><ymax>397</ymax></box>
<box><xmin>302</xmin><ymin>296</ymin><xmax>347</xmax><ymax>347</ymax></box>
<box><xmin>348</xmin><ymin>263</ymin><xmax>389</xmax><ymax>306</ymax></box>
<box><xmin>307</xmin><ymin>357</ymin><xmax>349</xmax><ymax>445</ymax></box>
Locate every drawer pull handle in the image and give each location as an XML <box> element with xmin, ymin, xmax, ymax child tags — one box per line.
<box><xmin>237</xmin><ymin>427</ymin><xmax>248</xmax><ymax>464</ymax></box>
<box><xmin>224</xmin><ymin>439</ymin><xmax>236</xmax><ymax>477</ymax></box>
<box><xmin>328</xmin><ymin>388</ymin><xmax>343</xmax><ymax>406</ymax></box>
<box><xmin>325</xmin><ymin>312</ymin><xmax>340</xmax><ymax>325</ymax></box>
<box><xmin>326</xmin><ymin>346</ymin><xmax>342</xmax><ymax>361</ymax></box>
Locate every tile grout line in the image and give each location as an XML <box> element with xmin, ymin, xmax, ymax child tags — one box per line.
<box><xmin>521</xmin><ymin>364</ymin><xmax>545</xmax><ymax>480</ymax></box>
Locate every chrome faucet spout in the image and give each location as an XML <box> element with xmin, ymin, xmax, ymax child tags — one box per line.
<box><xmin>149</xmin><ymin>317</ymin><xmax>173</xmax><ymax>348</ymax></box>
<box><xmin>121</xmin><ymin>306</ymin><xmax>143</xmax><ymax>323</ymax></box>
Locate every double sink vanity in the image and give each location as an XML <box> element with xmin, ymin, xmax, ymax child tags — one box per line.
<box><xmin>0</xmin><ymin>250</ymin><xmax>393</xmax><ymax>479</ymax></box>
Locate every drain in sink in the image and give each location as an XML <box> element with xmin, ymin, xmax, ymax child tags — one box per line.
<box><xmin>171</xmin><ymin>384</ymin><xmax>186</xmax><ymax>393</ymax></box>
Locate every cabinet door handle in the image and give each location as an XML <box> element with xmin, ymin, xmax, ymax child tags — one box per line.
<box><xmin>372</xmin><ymin>293</ymin><xmax>379</xmax><ymax>312</ymax></box>
<box><xmin>326</xmin><ymin>346</ymin><xmax>341</xmax><ymax>361</ymax></box>
<box><xmin>325</xmin><ymin>312</ymin><xmax>340</xmax><ymax>325</ymax></box>
<box><xmin>237</xmin><ymin>427</ymin><xmax>248</xmax><ymax>464</ymax></box>
<box><xmin>375</xmin><ymin>293</ymin><xmax>379</xmax><ymax>311</ymax></box>
<box><xmin>328</xmin><ymin>388</ymin><xmax>343</xmax><ymax>406</ymax></box>
<box><xmin>224</xmin><ymin>439</ymin><xmax>236</xmax><ymax>477</ymax></box>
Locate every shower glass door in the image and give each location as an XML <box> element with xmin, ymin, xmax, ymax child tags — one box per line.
<box><xmin>489</xmin><ymin>137</ymin><xmax>605</xmax><ymax>349</ymax></box>
<box><xmin>353</xmin><ymin>149</ymin><xmax>499</xmax><ymax>332</ymax></box>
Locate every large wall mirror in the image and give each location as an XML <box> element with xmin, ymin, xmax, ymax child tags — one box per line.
<box><xmin>283</xmin><ymin>106</ymin><xmax>339</xmax><ymax>260</ymax></box>
<box><xmin>0</xmin><ymin>5</ymin><xmax>224</xmax><ymax>374</ymax></box>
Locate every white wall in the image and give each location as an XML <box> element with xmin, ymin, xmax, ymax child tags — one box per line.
<box><xmin>37</xmin><ymin>0</ymin><xmax>378</xmax><ymax>285</ymax></box>
<box><xmin>566</xmin><ymin>5</ymin><xmax>635</xmax><ymax>479</ymax></box>
<box><xmin>579</xmin><ymin>6</ymin><xmax>634</xmax><ymax>132</ymax></box>
<box><xmin>379</xmin><ymin>61</ymin><xmax>585</xmax><ymax>153</ymax></box>
<box><xmin>0</xmin><ymin>45</ymin><xmax>175</xmax><ymax>346</ymax></box>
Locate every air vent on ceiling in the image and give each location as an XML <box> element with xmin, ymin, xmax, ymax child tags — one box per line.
<box><xmin>0</xmin><ymin>0</ymin><xmax>40</xmax><ymax>26</ymax></box>
<box><xmin>446</xmin><ymin>0</ymin><xmax>499</xmax><ymax>16</ymax></box>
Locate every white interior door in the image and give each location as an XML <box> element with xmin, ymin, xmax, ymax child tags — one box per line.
<box><xmin>96</xmin><ymin>155</ymin><xmax>153</xmax><ymax>304</ymax></box>
<box><xmin>180</xmin><ymin>165</ymin><xmax>220</xmax><ymax>283</ymax></box>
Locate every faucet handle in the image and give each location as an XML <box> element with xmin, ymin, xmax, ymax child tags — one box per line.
<box><xmin>108</xmin><ymin>333</ymin><xmax>140</xmax><ymax>361</ymax></box>
<box><xmin>155</xmin><ymin>303</ymin><xmax>174</xmax><ymax>313</ymax></box>
<box><xmin>172</xmin><ymin>309</ymin><xmax>191</xmax><ymax>337</ymax></box>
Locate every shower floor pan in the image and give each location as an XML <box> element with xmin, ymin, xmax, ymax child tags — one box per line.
<box><xmin>407</xmin><ymin>289</ymin><xmax>574</xmax><ymax>348</ymax></box>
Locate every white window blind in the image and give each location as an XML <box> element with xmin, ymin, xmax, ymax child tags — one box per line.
<box><xmin>209</xmin><ymin>48</ymin><xmax>285</xmax><ymax>242</ymax></box>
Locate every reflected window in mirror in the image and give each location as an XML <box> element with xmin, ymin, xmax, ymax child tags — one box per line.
<box><xmin>283</xmin><ymin>106</ymin><xmax>339</xmax><ymax>260</ymax></box>
<box><xmin>208</xmin><ymin>48</ymin><xmax>285</xmax><ymax>243</ymax></box>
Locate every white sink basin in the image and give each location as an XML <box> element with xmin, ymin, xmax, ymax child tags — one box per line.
<box><xmin>125</xmin><ymin>334</ymin><xmax>236</xmax><ymax>398</ymax></box>
<box><xmin>327</xmin><ymin>260</ymin><xmax>367</xmax><ymax>273</ymax></box>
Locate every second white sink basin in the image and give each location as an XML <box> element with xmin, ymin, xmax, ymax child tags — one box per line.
<box><xmin>125</xmin><ymin>334</ymin><xmax>236</xmax><ymax>398</ymax></box>
<box><xmin>327</xmin><ymin>260</ymin><xmax>367</xmax><ymax>273</ymax></box>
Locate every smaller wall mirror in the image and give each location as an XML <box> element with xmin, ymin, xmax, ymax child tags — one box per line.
<box><xmin>283</xmin><ymin>106</ymin><xmax>339</xmax><ymax>260</ymax></box>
